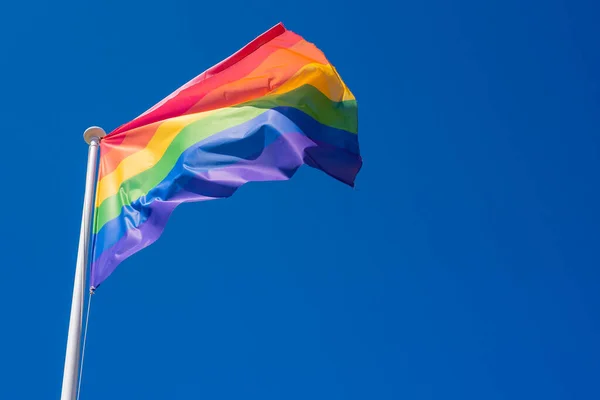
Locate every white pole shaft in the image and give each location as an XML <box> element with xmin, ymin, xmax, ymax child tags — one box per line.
<box><xmin>61</xmin><ymin>135</ymin><xmax>101</xmax><ymax>400</ymax></box>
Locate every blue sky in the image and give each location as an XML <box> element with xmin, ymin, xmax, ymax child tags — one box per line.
<box><xmin>0</xmin><ymin>0</ymin><xmax>599</xmax><ymax>399</ymax></box>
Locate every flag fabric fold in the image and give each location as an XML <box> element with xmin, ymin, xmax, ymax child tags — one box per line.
<box><xmin>90</xmin><ymin>22</ymin><xmax>361</xmax><ymax>289</ymax></box>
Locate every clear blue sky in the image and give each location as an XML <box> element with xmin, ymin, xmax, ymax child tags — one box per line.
<box><xmin>0</xmin><ymin>0</ymin><xmax>599</xmax><ymax>399</ymax></box>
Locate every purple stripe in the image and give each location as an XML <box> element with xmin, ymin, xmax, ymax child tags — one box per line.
<box><xmin>90</xmin><ymin>133</ymin><xmax>361</xmax><ymax>288</ymax></box>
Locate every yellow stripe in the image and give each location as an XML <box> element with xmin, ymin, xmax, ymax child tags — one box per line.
<box><xmin>95</xmin><ymin>62</ymin><xmax>353</xmax><ymax>205</ymax></box>
<box><xmin>268</xmin><ymin>63</ymin><xmax>355</xmax><ymax>102</ymax></box>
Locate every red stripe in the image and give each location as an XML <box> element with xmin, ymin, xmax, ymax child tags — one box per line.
<box><xmin>188</xmin><ymin>22</ymin><xmax>288</xmax><ymax>83</ymax></box>
<box><xmin>106</xmin><ymin>23</ymin><xmax>297</xmax><ymax>140</ymax></box>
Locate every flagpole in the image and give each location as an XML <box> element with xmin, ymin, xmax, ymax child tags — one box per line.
<box><xmin>61</xmin><ymin>126</ymin><xmax>106</xmax><ymax>400</ymax></box>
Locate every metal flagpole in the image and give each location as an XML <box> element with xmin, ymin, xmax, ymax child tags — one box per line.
<box><xmin>61</xmin><ymin>126</ymin><xmax>106</xmax><ymax>400</ymax></box>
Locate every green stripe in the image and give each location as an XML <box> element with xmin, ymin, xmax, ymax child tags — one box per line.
<box><xmin>94</xmin><ymin>85</ymin><xmax>356</xmax><ymax>233</ymax></box>
<box><xmin>235</xmin><ymin>84</ymin><xmax>357</xmax><ymax>134</ymax></box>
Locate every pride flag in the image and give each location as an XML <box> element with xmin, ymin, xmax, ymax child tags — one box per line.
<box><xmin>89</xmin><ymin>23</ymin><xmax>361</xmax><ymax>289</ymax></box>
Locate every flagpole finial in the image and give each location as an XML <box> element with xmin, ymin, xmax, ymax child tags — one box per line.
<box><xmin>83</xmin><ymin>126</ymin><xmax>106</xmax><ymax>144</ymax></box>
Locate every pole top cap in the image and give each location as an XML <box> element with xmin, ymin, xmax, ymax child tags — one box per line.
<box><xmin>83</xmin><ymin>126</ymin><xmax>107</xmax><ymax>144</ymax></box>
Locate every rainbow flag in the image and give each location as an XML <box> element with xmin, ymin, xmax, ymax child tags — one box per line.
<box><xmin>90</xmin><ymin>23</ymin><xmax>361</xmax><ymax>289</ymax></box>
